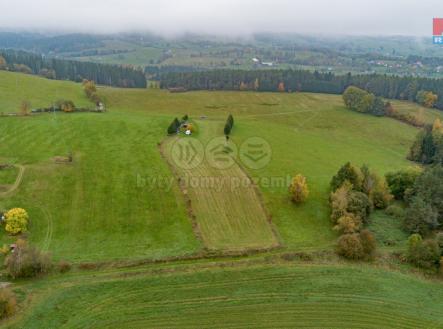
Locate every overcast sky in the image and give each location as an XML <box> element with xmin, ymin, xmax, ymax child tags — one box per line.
<box><xmin>0</xmin><ymin>0</ymin><xmax>439</xmax><ymax>36</ymax></box>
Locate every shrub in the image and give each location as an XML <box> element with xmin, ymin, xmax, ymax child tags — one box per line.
<box><xmin>360</xmin><ymin>229</ymin><xmax>377</xmax><ymax>257</ymax></box>
<box><xmin>19</xmin><ymin>100</ymin><xmax>31</xmax><ymax>115</ymax></box>
<box><xmin>360</xmin><ymin>165</ymin><xmax>392</xmax><ymax>208</ymax></box>
<box><xmin>334</xmin><ymin>214</ymin><xmax>361</xmax><ymax>234</ymax></box>
<box><xmin>289</xmin><ymin>174</ymin><xmax>309</xmax><ymax>204</ymax></box>
<box><xmin>385</xmin><ymin>168</ymin><xmax>421</xmax><ymax>200</ymax></box>
<box><xmin>58</xmin><ymin>260</ymin><xmax>72</xmax><ymax>274</ymax></box>
<box><xmin>371</xmin><ymin>186</ymin><xmax>393</xmax><ymax>209</ymax></box>
<box><xmin>330</xmin><ymin>162</ymin><xmax>362</xmax><ymax>192</ymax></box>
<box><xmin>337</xmin><ymin>234</ymin><xmax>364</xmax><ymax>260</ymax></box>
<box><xmin>347</xmin><ymin>191</ymin><xmax>372</xmax><ymax>225</ymax></box>
<box><xmin>407</xmin><ymin>234</ymin><xmax>440</xmax><ymax>269</ymax></box>
<box><xmin>337</xmin><ymin>231</ymin><xmax>377</xmax><ymax>260</ymax></box>
<box><xmin>5</xmin><ymin>239</ymin><xmax>52</xmax><ymax>278</ymax></box>
<box><xmin>330</xmin><ymin>182</ymin><xmax>352</xmax><ymax>224</ymax></box>
<box><xmin>55</xmin><ymin>99</ymin><xmax>76</xmax><ymax>112</ymax></box>
<box><xmin>0</xmin><ymin>288</ymin><xmax>16</xmax><ymax>319</ymax></box>
<box><xmin>404</xmin><ymin>197</ymin><xmax>439</xmax><ymax>236</ymax></box>
<box><xmin>4</xmin><ymin>208</ymin><xmax>28</xmax><ymax>235</ymax></box>
<box><xmin>416</xmin><ymin>90</ymin><xmax>438</xmax><ymax>108</ymax></box>
<box><xmin>436</xmin><ymin>232</ymin><xmax>443</xmax><ymax>256</ymax></box>
<box><xmin>385</xmin><ymin>204</ymin><xmax>405</xmax><ymax>219</ymax></box>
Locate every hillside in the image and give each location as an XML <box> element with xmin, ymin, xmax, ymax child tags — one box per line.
<box><xmin>0</xmin><ymin>71</ymin><xmax>432</xmax><ymax>260</ymax></box>
<box><xmin>0</xmin><ymin>71</ymin><xmax>442</xmax><ymax>328</ymax></box>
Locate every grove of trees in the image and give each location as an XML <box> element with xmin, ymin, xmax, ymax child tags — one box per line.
<box><xmin>329</xmin><ymin>163</ymin><xmax>391</xmax><ymax>260</ymax></box>
<box><xmin>160</xmin><ymin>69</ymin><xmax>443</xmax><ymax>110</ymax></box>
<box><xmin>408</xmin><ymin>119</ymin><xmax>443</xmax><ymax>165</ymax></box>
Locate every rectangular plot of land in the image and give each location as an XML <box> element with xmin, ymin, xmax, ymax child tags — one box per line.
<box><xmin>163</xmin><ymin>124</ymin><xmax>279</xmax><ymax>251</ymax></box>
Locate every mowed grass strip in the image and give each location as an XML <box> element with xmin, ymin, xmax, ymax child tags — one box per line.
<box><xmin>163</xmin><ymin>120</ymin><xmax>279</xmax><ymax>251</ymax></box>
<box><xmin>8</xmin><ymin>264</ymin><xmax>443</xmax><ymax>329</ymax></box>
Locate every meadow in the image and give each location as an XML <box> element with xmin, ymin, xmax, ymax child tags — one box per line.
<box><xmin>1</xmin><ymin>70</ymin><xmax>443</xmax><ymax>328</ymax></box>
<box><xmin>1</xmin><ymin>70</ymin><xmax>438</xmax><ymax>260</ymax></box>
<box><xmin>5</xmin><ymin>259</ymin><xmax>443</xmax><ymax>329</ymax></box>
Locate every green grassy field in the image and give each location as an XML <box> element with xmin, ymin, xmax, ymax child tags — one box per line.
<box><xmin>0</xmin><ymin>166</ymin><xmax>19</xmax><ymax>186</ymax></box>
<box><xmin>0</xmin><ymin>71</ymin><xmax>200</xmax><ymax>262</ymax></box>
<box><xmin>0</xmin><ymin>71</ymin><xmax>423</xmax><ymax>260</ymax></box>
<box><xmin>0</xmin><ymin>71</ymin><xmax>442</xmax><ymax>328</ymax></box>
<box><xmin>391</xmin><ymin>99</ymin><xmax>443</xmax><ymax>125</ymax></box>
<box><xmin>5</xmin><ymin>260</ymin><xmax>443</xmax><ymax>329</ymax></box>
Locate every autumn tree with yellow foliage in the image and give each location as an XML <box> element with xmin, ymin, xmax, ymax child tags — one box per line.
<box><xmin>4</xmin><ymin>208</ymin><xmax>28</xmax><ymax>235</ymax></box>
<box><xmin>289</xmin><ymin>174</ymin><xmax>309</xmax><ymax>204</ymax></box>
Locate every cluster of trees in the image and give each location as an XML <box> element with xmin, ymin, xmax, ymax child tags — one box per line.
<box><xmin>329</xmin><ymin>163</ymin><xmax>392</xmax><ymax>260</ymax></box>
<box><xmin>166</xmin><ymin>115</ymin><xmax>191</xmax><ymax>135</ymax></box>
<box><xmin>160</xmin><ymin>69</ymin><xmax>443</xmax><ymax>110</ymax></box>
<box><xmin>0</xmin><ymin>49</ymin><xmax>146</xmax><ymax>88</ymax></box>
<box><xmin>402</xmin><ymin>166</ymin><xmax>443</xmax><ymax>236</ymax></box>
<box><xmin>343</xmin><ymin>86</ymin><xmax>435</xmax><ymax>127</ymax></box>
<box><xmin>342</xmin><ymin>86</ymin><xmax>386</xmax><ymax>116</ymax></box>
<box><xmin>224</xmin><ymin>114</ymin><xmax>234</xmax><ymax>136</ymax></box>
<box><xmin>408</xmin><ymin>119</ymin><xmax>443</xmax><ymax>165</ymax></box>
<box><xmin>416</xmin><ymin>90</ymin><xmax>438</xmax><ymax>108</ymax></box>
<box><xmin>385</xmin><ymin>166</ymin><xmax>443</xmax><ymax>271</ymax></box>
<box><xmin>407</xmin><ymin>233</ymin><xmax>442</xmax><ymax>271</ymax></box>
<box><xmin>83</xmin><ymin>80</ymin><xmax>102</xmax><ymax>104</ymax></box>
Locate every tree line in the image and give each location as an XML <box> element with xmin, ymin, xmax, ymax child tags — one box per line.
<box><xmin>159</xmin><ymin>69</ymin><xmax>443</xmax><ymax>110</ymax></box>
<box><xmin>0</xmin><ymin>49</ymin><xmax>146</xmax><ymax>88</ymax></box>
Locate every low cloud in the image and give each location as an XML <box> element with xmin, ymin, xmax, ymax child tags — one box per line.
<box><xmin>0</xmin><ymin>0</ymin><xmax>437</xmax><ymax>36</ymax></box>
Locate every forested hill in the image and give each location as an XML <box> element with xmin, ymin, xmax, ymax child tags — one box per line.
<box><xmin>160</xmin><ymin>69</ymin><xmax>443</xmax><ymax>110</ymax></box>
<box><xmin>0</xmin><ymin>49</ymin><xmax>146</xmax><ymax>88</ymax></box>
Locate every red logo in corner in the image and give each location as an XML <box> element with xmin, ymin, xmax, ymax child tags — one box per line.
<box><xmin>434</xmin><ymin>18</ymin><xmax>443</xmax><ymax>36</ymax></box>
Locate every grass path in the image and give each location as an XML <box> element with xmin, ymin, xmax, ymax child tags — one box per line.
<box><xmin>162</xmin><ymin>120</ymin><xmax>280</xmax><ymax>251</ymax></box>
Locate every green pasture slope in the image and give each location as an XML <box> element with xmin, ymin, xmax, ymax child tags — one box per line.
<box><xmin>0</xmin><ymin>71</ymin><xmax>431</xmax><ymax>260</ymax></box>
<box><xmin>1</xmin><ymin>70</ymin><xmax>442</xmax><ymax>328</ymax></box>
<box><xmin>0</xmin><ymin>71</ymin><xmax>200</xmax><ymax>262</ymax></box>
<box><xmin>5</xmin><ymin>260</ymin><xmax>443</xmax><ymax>329</ymax></box>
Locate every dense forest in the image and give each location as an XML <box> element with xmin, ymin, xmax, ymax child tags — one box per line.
<box><xmin>160</xmin><ymin>69</ymin><xmax>443</xmax><ymax>110</ymax></box>
<box><xmin>0</xmin><ymin>49</ymin><xmax>146</xmax><ymax>88</ymax></box>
